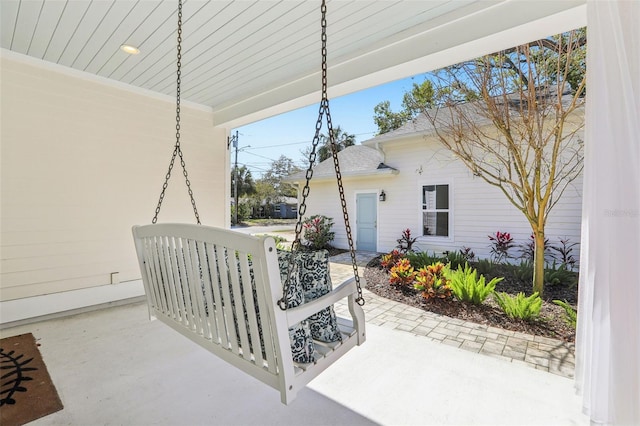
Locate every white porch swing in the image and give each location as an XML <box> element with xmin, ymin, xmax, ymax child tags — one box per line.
<box><xmin>132</xmin><ymin>0</ymin><xmax>365</xmax><ymax>405</ymax></box>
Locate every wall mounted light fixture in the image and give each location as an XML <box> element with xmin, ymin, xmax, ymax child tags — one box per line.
<box><xmin>379</xmin><ymin>190</ymin><xmax>386</xmax><ymax>202</ymax></box>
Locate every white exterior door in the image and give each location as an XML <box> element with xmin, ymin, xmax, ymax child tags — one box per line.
<box><xmin>356</xmin><ymin>193</ymin><xmax>377</xmax><ymax>252</ymax></box>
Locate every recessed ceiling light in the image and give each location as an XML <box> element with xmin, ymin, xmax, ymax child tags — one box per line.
<box><xmin>120</xmin><ymin>44</ymin><xmax>140</xmax><ymax>55</ymax></box>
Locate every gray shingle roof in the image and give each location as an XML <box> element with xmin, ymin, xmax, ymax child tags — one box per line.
<box><xmin>362</xmin><ymin>86</ymin><xmax>580</xmax><ymax>146</ymax></box>
<box><xmin>362</xmin><ymin>104</ymin><xmax>489</xmax><ymax>146</ymax></box>
<box><xmin>285</xmin><ymin>145</ymin><xmax>398</xmax><ymax>182</ymax></box>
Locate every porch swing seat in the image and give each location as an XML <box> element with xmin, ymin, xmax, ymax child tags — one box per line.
<box><xmin>132</xmin><ymin>223</ymin><xmax>366</xmax><ymax>404</ymax></box>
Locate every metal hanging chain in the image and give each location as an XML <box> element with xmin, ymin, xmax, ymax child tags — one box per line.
<box><xmin>326</xmin><ymin>100</ymin><xmax>365</xmax><ymax>306</ymax></box>
<box><xmin>278</xmin><ymin>0</ymin><xmax>364</xmax><ymax>309</ymax></box>
<box><xmin>152</xmin><ymin>0</ymin><xmax>201</xmax><ymax>225</ymax></box>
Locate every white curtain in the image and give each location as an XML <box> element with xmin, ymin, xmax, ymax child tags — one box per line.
<box><xmin>575</xmin><ymin>1</ymin><xmax>640</xmax><ymax>425</ymax></box>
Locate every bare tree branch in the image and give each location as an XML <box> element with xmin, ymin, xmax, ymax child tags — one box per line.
<box><xmin>420</xmin><ymin>29</ymin><xmax>586</xmax><ymax>295</ymax></box>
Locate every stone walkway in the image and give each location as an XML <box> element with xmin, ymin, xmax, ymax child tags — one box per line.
<box><xmin>329</xmin><ymin>252</ymin><xmax>576</xmax><ymax>379</ymax></box>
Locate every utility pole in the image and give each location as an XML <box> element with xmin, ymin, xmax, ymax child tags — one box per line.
<box><xmin>228</xmin><ymin>131</ymin><xmax>239</xmax><ymax>225</ymax></box>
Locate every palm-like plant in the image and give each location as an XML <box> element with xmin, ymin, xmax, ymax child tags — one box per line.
<box><xmin>317</xmin><ymin>126</ymin><xmax>356</xmax><ymax>163</ymax></box>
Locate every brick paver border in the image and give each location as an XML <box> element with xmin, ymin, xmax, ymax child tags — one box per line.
<box><xmin>329</xmin><ymin>255</ymin><xmax>575</xmax><ymax>379</ymax></box>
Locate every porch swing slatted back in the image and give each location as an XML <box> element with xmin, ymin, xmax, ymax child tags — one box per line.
<box><xmin>134</xmin><ymin>225</ymin><xmax>280</xmax><ymax>376</ymax></box>
<box><xmin>133</xmin><ymin>223</ymin><xmax>365</xmax><ymax>403</ymax></box>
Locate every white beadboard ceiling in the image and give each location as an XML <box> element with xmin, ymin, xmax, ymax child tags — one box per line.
<box><xmin>1</xmin><ymin>0</ymin><xmax>586</xmax><ymax>127</ymax></box>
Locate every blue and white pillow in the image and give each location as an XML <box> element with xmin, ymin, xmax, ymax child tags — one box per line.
<box><xmin>277</xmin><ymin>250</ymin><xmax>316</xmax><ymax>363</ymax></box>
<box><xmin>297</xmin><ymin>250</ymin><xmax>342</xmax><ymax>343</ymax></box>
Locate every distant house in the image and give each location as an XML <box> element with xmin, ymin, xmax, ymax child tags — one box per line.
<box><xmin>286</xmin><ymin>112</ymin><xmax>583</xmax><ymax>260</ymax></box>
<box><xmin>272</xmin><ymin>197</ymin><xmax>298</xmax><ymax>219</ymax></box>
<box><xmin>250</xmin><ymin>196</ymin><xmax>298</xmax><ymax>219</ymax></box>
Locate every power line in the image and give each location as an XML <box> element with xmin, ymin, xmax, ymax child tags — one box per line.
<box><xmin>243</xmin><ymin>151</ymin><xmax>278</xmax><ymax>162</ymax></box>
<box><xmin>237</xmin><ymin>162</ymin><xmax>271</xmax><ymax>173</ymax></box>
<box><xmin>241</xmin><ymin>131</ymin><xmax>377</xmax><ymax>150</ymax></box>
<box><xmin>245</xmin><ymin>140</ymin><xmax>312</xmax><ymax>150</ymax></box>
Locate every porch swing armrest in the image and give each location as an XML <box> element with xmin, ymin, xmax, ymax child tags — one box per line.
<box><xmin>285</xmin><ymin>277</ymin><xmax>358</xmax><ymax>326</ymax></box>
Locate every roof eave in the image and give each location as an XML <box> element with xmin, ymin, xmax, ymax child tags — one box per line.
<box><xmin>284</xmin><ymin>168</ymin><xmax>399</xmax><ymax>183</ymax></box>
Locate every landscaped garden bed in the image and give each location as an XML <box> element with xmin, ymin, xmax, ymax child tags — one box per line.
<box><xmin>363</xmin><ymin>230</ymin><xmax>579</xmax><ymax>342</ymax></box>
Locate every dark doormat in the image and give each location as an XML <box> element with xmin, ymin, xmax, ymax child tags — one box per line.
<box><xmin>1</xmin><ymin>333</ymin><xmax>63</xmax><ymax>426</ymax></box>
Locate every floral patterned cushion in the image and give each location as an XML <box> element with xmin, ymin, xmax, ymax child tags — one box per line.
<box><xmin>297</xmin><ymin>250</ymin><xmax>342</xmax><ymax>343</ymax></box>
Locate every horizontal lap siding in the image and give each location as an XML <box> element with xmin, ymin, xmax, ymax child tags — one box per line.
<box><xmin>303</xmin><ymin>135</ymin><xmax>582</xmax><ymax>263</ymax></box>
<box><xmin>1</xmin><ymin>56</ymin><xmax>227</xmax><ymax>301</ymax></box>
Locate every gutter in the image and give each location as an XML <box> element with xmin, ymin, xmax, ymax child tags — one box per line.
<box><xmin>284</xmin><ymin>168</ymin><xmax>399</xmax><ymax>184</ymax></box>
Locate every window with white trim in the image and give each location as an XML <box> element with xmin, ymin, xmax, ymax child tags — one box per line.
<box><xmin>422</xmin><ymin>184</ymin><xmax>450</xmax><ymax>237</ymax></box>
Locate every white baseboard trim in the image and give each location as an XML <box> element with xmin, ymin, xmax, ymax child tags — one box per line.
<box><xmin>0</xmin><ymin>280</ymin><xmax>145</xmax><ymax>327</ymax></box>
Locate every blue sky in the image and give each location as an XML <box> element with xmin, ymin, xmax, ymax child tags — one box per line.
<box><xmin>231</xmin><ymin>75</ymin><xmax>425</xmax><ymax>178</ymax></box>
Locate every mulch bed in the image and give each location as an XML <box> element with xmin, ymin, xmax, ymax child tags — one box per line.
<box><xmin>363</xmin><ymin>256</ymin><xmax>577</xmax><ymax>342</ymax></box>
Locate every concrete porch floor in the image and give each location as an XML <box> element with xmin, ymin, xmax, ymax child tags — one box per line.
<box><xmin>2</xmin><ymin>301</ymin><xmax>587</xmax><ymax>425</ymax></box>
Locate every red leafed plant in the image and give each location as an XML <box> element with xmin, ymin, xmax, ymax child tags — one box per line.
<box><xmin>389</xmin><ymin>258</ymin><xmax>417</xmax><ymax>287</ymax></box>
<box><xmin>396</xmin><ymin>228</ymin><xmax>418</xmax><ymax>253</ymax></box>
<box><xmin>302</xmin><ymin>215</ymin><xmax>335</xmax><ymax>250</ymax></box>
<box><xmin>488</xmin><ymin>231</ymin><xmax>515</xmax><ymax>263</ymax></box>
<box><xmin>413</xmin><ymin>262</ymin><xmax>452</xmax><ymax>300</ymax></box>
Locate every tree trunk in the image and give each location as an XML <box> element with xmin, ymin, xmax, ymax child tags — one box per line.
<box><xmin>532</xmin><ymin>230</ymin><xmax>546</xmax><ymax>296</ymax></box>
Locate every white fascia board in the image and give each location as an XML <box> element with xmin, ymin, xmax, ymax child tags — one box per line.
<box><xmin>212</xmin><ymin>2</ymin><xmax>586</xmax><ymax>128</ymax></box>
<box><xmin>286</xmin><ymin>168</ymin><xmax>399</xmax><ymax>184</ymax></box>
<box><xmin>362</xmin><ymin>133</ymin><xmax>424</xmax><ymax>148</ymax></box>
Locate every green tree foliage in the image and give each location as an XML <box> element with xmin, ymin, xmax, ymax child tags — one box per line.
<box><xmin>373</xmin><ymin>101</ymin><xmax>409</xmax><ymax>135</ymax></box>
<box><xmin>245</xmin><ymin>156</ymin><xmax>300</xmax><ymax>218</ymax></box>
<box><xmin>373</xmin><ymin>80</ymin><xmax>437</xmax><ymax>134</ymax></box>
<box><xmin>230</xmin><ymin>165</ymin><xmax>256</xmax><ymax>197</ymax></box>
<box><xmin>373</xmin><ymin>29</ymin><xmax>585</xmax><ymax>137</ymax></box>
<box><xmin>318</xmin><ymin>126</ymin><xmax>356</xmax><ymax>162</ymax></box>
<box><xmin>401</xmin><ymin>80</ymin><xmax>437</xmax><ymax>116</ymax></box>
<box><xmin>260</xmin><ymin>155</ymin><xmax>300</xmax><ymax>199</ymax></box>
<box><xmin>301</xmin><ymin>125</ymin><xmax>356</xmax><ymax>164</ymax></box>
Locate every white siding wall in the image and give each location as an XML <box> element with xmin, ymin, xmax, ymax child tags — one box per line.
<box><xmin>1</xmin><ymin>55</ymin><xmax>228</xmax><ymax>302</ymax></box>
<box><xmin>304</xmin><ymin>136</ymin><xmax>583</xmax><ymax>262</ymax></box>
<box><xmin>301</xmin><ymin>180</ymin><xmax>348</xmax><ymax>249</ymax></box>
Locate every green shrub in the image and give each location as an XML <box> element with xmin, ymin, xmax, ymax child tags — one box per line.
<box><xmin>494</xmin><ymin>292</ymin><xmax>542</xmax><ymax>321</ymax></box>
<box><xmin>230</xmin><ymin>202</ymin><xmax>252</xmax><ymax>225</ymax></box>
<box><xmin>545</xmin><ymin>262</ymin><xmax>576</xmax><ymax>286</ymax></box>
<box><xmin>505</xmin><ymin>260</ymin><xmax>576</xmax><ymax>286</ymax></box>
<box><xmin>553</xmin><ymin>299</ymin><xmax>577</xmax><ymax>328</ymax></box>
<box><xmin>443</xmin><ymin>250</ymin><xmax>474</xmax><ymax>270</ymax></box>
<box><xmin>446</xmin><ymin>264</ymin><xmax>503</xmax><ymax>305</ymax></box>
<box><xmin>406</xmin><ymin>251</ymin><xmax>442</xmax><ymax>270</ymax></box>
<box><xmin>549</xmin><ymin>237</ymin><xmax>579</xmax><ymax>271</ymax></box>
<box><xmin>513</xmin><ymin>260</ymin><xmax>534</xmax><ymax>282</ymax></box>
<box><xmin>302</xmin><ymin>215</ymin><xmax>335</xmax><ymax>250</ymax></box>
<box><xmin>474</xmin><ymin>258</ymin><xmax>496</xmax><ymax>276</ymax></box>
